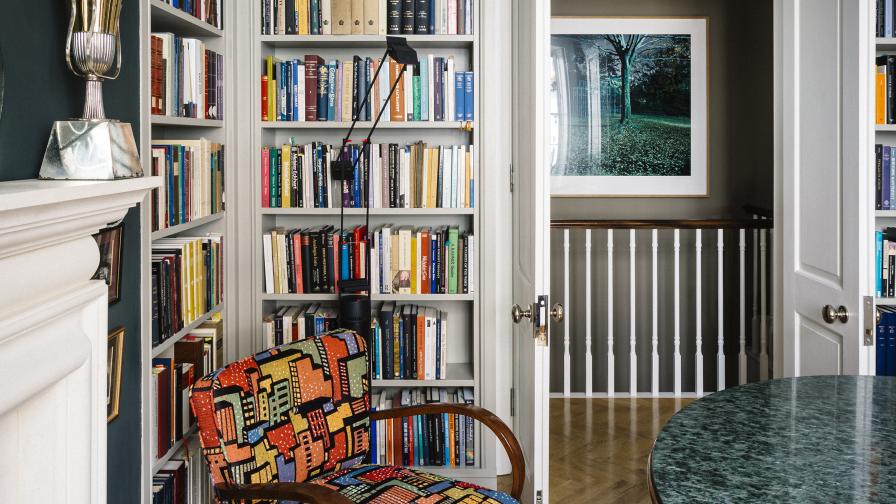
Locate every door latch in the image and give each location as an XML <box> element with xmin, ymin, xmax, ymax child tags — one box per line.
<box><xmin>534</xmin><ymin>295</ymin><xmax>548</xmax><ymax>346</ymax></box>
<box><xmin>864</xmin><ymin>296</ymin><xmax>875</xmax><ymax>347</ymax></box>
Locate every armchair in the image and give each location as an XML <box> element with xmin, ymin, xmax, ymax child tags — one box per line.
<box><xmin>189</xmin><ymin>329</ymin><xmax>524</xmax><ymax>503</ymax></box>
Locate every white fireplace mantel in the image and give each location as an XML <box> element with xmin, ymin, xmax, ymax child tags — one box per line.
<box><xmin>0</xmin><ymin>177</ymin><xmax>160</xmax><ymax>503</ymax></box>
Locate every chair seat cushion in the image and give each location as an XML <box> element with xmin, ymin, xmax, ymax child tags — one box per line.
<box><xmin>310</xmin><ymin>464</ymin><xmax>518</xmax><ymax>503</ymax></box>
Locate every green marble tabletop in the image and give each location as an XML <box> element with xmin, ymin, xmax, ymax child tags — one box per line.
<box><xmin>650</xmin><ymin>376</ymin><xmax>896</xmax><ymax>503</ymax></box>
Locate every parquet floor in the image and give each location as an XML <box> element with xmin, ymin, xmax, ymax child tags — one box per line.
<box><xmin>498</xmin><ymin>398</ymin><xmax>691</xmax><ymax>503</ymax></box>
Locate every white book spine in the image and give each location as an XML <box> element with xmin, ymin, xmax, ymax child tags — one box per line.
<box><xmin>297</xmin><ymin>63</ymin><xmax>306</xmax><ymax>123</ymax></box>
<box><xmin>440</xmin><ymin>312</ymin><xmax>448</xmax><ymax>378</ymax></box>
<box><xmin>446</xmin><ymin>57</ymin><xmax>455</xmax><ymax>121</ymax></box>
<box><xmin>415</xmin><ymin>231</ymin><xmax>423</xmax><ymax>294</ymax></box>
<box><xmin>427</xmin><ymin>55</ymin><xmax>435</xmax><ymax>121</ymax></box>
<box><xmin>448</xmin><ymin>0</ymin><xmax>457</xmax><ymax>34</ymax></box>
<box><xmin>378</xmin><ymin>0</ymin><xmax>387</xmax><ymax>34</ymax></box>
<box><xmin>321</xmin><ymin>0</ymin><xmax>333</xmax><ymax>34</ymax></box>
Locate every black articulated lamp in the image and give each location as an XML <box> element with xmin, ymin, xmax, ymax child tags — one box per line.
<box><xmin>334</xmin><ymin>36</ymin><xmax>419</xmax><ymax>341</ymax></box>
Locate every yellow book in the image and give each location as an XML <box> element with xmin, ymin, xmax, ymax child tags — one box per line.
<box><xmin>429</xmin><ymin>148</ymin><xmax>439</xmax><ymax>208</ymax></box>
<box><xmin>271</xmin><ymin>230</ymin><xmax>281</xmax><ymax>294</ymax></box>
<box><xmin>878</xmin><ymin>62</ymin><xmax>887</xmax><ymax>125</ymax></box>
<box><xmin>298</xmin><ymin>0</ymin><xmax>310</xmax><ymax>34</ymax></box>
<box><xmin>410</xmin><ymin>234</ymin><xmax>417</xmax><ymax>294</ymax></box>
<box><xmin>281</xmin><ymin>144</ymin><xmax>292</xmax><ymax>208</ymax></box>
<box><xmin>266</xmin><ymin>56</ymin><xmax>277</xmax><ymax>122</ymax></box>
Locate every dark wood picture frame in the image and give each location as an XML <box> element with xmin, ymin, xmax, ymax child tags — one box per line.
<box><xmin>107</xmin><ymin>326</ymin><xmax>125</xmax><ymax>423</ymax></box>
<box><xmin>93</xmin><ymin>223</ymin><xmax>123</xmax><ymax>304</ymax></box>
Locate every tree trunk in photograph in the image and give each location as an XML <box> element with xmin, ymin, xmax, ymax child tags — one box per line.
<box><xmin>587</xmin><ymin>56</ymin><xmax>601</xmax><ymax>162</ymax></box>
<box><xmin>620</xmin><ymin>57</ymin><xmax>631</xmax><ymax>124</ymax></box>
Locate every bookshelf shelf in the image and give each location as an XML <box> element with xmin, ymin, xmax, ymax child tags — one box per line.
<box><xmin>151</xmin><ymin>426</ymin><xmax>198</xmax><ymax>475</ymax></box>
<box><xmin>151</xmin><ymin>212</ymin><xmax>226</xmax><ymax>240</ymax></box>
<box><xmin>259</xmin><ymin>34</ymin><xmax>475</xmax><ymax>48</ymax></box>
<box><xmin>261</xmin><ymin>121</ymin><xmax>473</xmax><ymax>130</ymax></box>
<box><xmin>261</xmin><ymin>293</ymin><xmax>475</xmax><ymax>302</ymax></box>
<box><xmin>372</xmin><ymin>363</ymin><xmax>474</xmax><ymax>387</ymax></box>
<box><xmin>877</xmin><ymin>298</ymin><xmax>896</xmax><ymax>306</ymax></box>
<box><xmin>150</xmin><ymin>0</ymin><xmax>223</xmax><ymax>38</ymax></box>
<box><xmin>151</xmin><ymin>115</ymin><xmax>225</xmax><ymax>128</ymax></box>
<box><xmin>876</xmin><ymin>210</ymin><xmax>896</xmax><ymax>218</ymax></box>
<box><xmin>878</xmin><ymin>37</ymin><xmax>896</xmax><ymax>50</ymax></box>
<box><xmin>260</xmin><ymin>207</ymin><xmax>475</xmax><ymax>216</ymax></box>
<box><xmin>876</xmin><ymin>124</ymin><xmax>896</xmax><ymax>132</ymax></box>
<box><xmin>151</xmin><ymin>302</ymin><xmax>225</xmax><ymax>358</ymax></box>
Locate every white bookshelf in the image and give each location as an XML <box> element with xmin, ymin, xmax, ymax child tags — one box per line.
<box><xmin>139</xmin><ymin>1</ymin><xmax>235</xmax><ymax>503</ymax></box>
<box><xmin>249</xmin><ymin>0</ymin><xmax>488</xmax><ymax>484</ymax></box>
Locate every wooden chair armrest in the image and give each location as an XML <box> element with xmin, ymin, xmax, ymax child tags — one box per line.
<box><xmin>369</xmin><ymin>402</ymin><xmax>525</xmax><ymax>500</ymax></box>
<box><xmin>215</xmin><ymin>482</ymin><xmax>354</xmax><ymax>504</ymax></box>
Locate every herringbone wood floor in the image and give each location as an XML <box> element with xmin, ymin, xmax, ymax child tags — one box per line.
<box><xmin>498</xmin><ymin>398</ymin><xmax>691</xmax><ymax>503</ymax></box>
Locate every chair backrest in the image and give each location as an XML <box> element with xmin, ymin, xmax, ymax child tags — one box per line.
<box><xmin>189</xmin><ymin>330</ymin><xmax>370</xmax><ymax>488</ymax></box>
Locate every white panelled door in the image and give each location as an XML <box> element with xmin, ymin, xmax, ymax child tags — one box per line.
<box><xmin>779</xmin><ymin>0</ymin><xmax>869</xmax><ymax>376</ymax></box>
<box><xmin>511</xmin><ymin>0</ymin><xmax>551</xmax><ymax>501</ymax></box>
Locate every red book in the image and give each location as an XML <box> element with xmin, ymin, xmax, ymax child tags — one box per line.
<box><xmin>292</xmin><ymin>232</ymin><xmax>304</xmax><ymax>294</ymax></box>
<box><xmin>261</xmin><ymin>148</ymin><xmax>270</xmax><ymax>207</ymax></box>
<box><xmin>261</xmin><ymin>74</ymin><xmax>269</xmax><ymax>121</ymax></box>
<box><xmin>392</xmin><ymin>413</ymin><xmax>403</xmax><ymax>465</ymax></box>
<box><xmin>304</xmin><ymin>55</ymin><xmax>323</xmax><ymax>121</ymax></box>
<box><xmin>353</xmin><ymin>226</ymin><xmax>366</xmax><ymax>279</ymax></box>
<box><xmin>416</xmin><ymin>312</ymin><xmax>425</xmax><ymax>378</ymax></box>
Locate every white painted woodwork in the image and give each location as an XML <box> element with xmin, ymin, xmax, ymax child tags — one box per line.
<box><xmin>607</xmin><ymin>229</ymin><xmax>615</xmax><ymax>397</ymax></box>
<box><xmin>695</xmin><ymin>229</ymin><xmax>704</xmax><ymax>396</ymax></box>
<box><xmin>717</xmin><ymin>229</ymin><xmax>725</xmax><ymax>390</ymax></box>
<box><xmin>584</xmin><ymin>229</ymin><xmax>593</xmax><ymax>397</ymax></box>
<box><xmin>752</xmin><ymin>219</ymin><xmax>759</xmax><ymax>355</ymax></box>
<box><xmin>760</xmin><ymin>229</ymin><xmax>770</xmax><ymax>380</ymax></box>
<box><xmin>0</xmin><ymin>178</ymin><xmax>158</xmax><ymax>504</ymax></box>
<box><xmin>563</xmin><ymin>229</ymin><xmax>571</xmax><ymax>397</ymax></box>
<box><xmin>512</xmin><ymin>0</ymin><xmax>551</xmax><ymax>498</ymax></box>
<box><xmin>739</xmin><ymin>229</ymin><xmax>748</xmax><ymax>385</ymax></box>
<box><xmin>779</xmin><ymin>0</ymin><xmax>867</xmax><ymax>376</ymax></box>
<box><xmin>674</xmin><ymin>229</ymin><xmax>682</xmax><ymax>396</ymax></box>
<box><xmin>651</xmin><ymin>229</ymin><xmax>659</xmax><ymax>396</ymax></box>
<box><xmin>629</xmin><ymin>229</ymin><xmax>637</xmax><ymax>395</ymax></box>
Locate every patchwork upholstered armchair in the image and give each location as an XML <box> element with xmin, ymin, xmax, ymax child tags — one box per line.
<box><xmin>189</xmin><ymin>329</ymin><xmax>524</xmax><ymax>503</ymax></box>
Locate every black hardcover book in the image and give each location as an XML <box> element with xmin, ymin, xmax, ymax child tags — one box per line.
<box><xmin>433</xmin><ymin>57</ymin><xmax>444</xmax><ymax>121</ymax></box>
<box><xmin>325</xmin><ymin>229</ymin><xmax>335</xmax><ymax>292</ymax></box>
<box><xmin>387</xmin><ymin>0</ymin><xmax>402</xmax><ymax>34</ymax></box>
<box><xmin>320</xmin><ymin>226</ymin><xmax>332</xmax><ymax>292</ymax></box>
<box><xmin>380</xmin><ymin>302</ymin><xmax>395</xmax><ymax>379</ymax></box>
<box><xmin>888</xmin><ymin>56</ymin><xmax>896</xmax><ymax>124</ymax></box>
<box><xmin>285</xmin><ymin>230</ymin><xmax>296</xmax><ymax>293</ymax></box>
<box><xmin>352</xmin><ymin>56</ymin><xmax>361</xmax><ymax>120</ymax></box>
<box><xmin>879</xmin><ymin>144</ymin><xmax>884</xmax><ymax>211</ymax></box>
<box><xmin>292</xmin><ymin>147</ymin><xmax>301</xmax><ymax>207</ymax></box>
<box><xmin>364</xmin><ymin>57</ymin><xmax>373</xmax><ymax>120</ymax></box>
<box><xmin>880</xmin><ymin>0</ymin><xmax>887</xmax><ymax>37</ymax></box>
<box><xmin>389</xmin><ymin>144</ymin><xmax>398</xmax><ymax>207</ymax></box>
<box><xmin>285</xmin><ymin>0</ymin><xmax>296</xmax><ymax>34</ymax></box>
<box><xmin>151</xmin><ymin>263</ymin><xmax>161</xmax><ymax>345</ymax></box>
<box><xmin>414</xmin><ymin>0</ymin><xmax>429</xmax><ymax>34</ymax></box>
<box><xmin>401</xmin><ymin>0</ymin><xmax>415</xmax><ymax>34</ymax></box>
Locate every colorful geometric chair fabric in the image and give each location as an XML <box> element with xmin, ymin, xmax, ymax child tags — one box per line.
<box><xmin>190</xmin><ymin>329</ymin><xmax>524</xmax><ymax>504</ymax></box>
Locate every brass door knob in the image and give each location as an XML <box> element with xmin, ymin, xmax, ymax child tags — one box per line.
<box><xmin>551</xmin><ymin>303</ymin><xmax>564</xmax><ymax>322</ymax></box>
<box><xmin>512</xmin><ymin>304</ymin><xmax>533</xmax><ymax>324</ymax></box>
<box><xmin>822</xmin><ymin>304</ymin><xmax>849</xmax><ymax>324</ymax></box>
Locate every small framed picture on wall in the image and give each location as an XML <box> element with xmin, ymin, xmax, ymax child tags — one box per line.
<box><xmin>550</xmin><ymin>16</ymin><xmax>709</xmax><ymax>197</ymax></box>
<box><xmin>107</xmin><ymin>326</ymin><xmax>124</xmax><ymax>423</ymax></box>
<box><xmin>92</xmin><ymin>223</ymin><xmax>123</xmax><ymax>304</ymax></box>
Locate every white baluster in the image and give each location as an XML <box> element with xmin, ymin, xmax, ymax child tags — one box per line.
<box><xmin>696</xmin><ymin>229</ymin><xmax>704</xmax><ymax>396</ymax></box>
<box><xmin>630</xmin><ymin>229</ymin><xmax>637</xmax><ymax>395</ymax></box>
<box><xmin>752</xmin><ymin>216</ymin><xmax>759</xmax><ymax>355</ymax></box>
<box><xmin>585</xmin><ymin>229</ymin><xmax>593</xmax><ymax>397</ymax></box>
<box><xmin>563</xmin><ymin>229</ymin><xmax>570</xmax><ymax>397</ymax></box>
<box><xmin>739</xmin><ymin>229</ymin><xmax>747</xmax><ymax>385</ymax></box>
<box><xmin>717</xmin><ymin>229</ymin><xmax>725</xmax><ymax>391</ymax></box>
<box><xmin>652</xmin><ymin>229</ymin><xmax>659</xmax><ymax>397</ymax></box>
<box><xmin>760</xmin><ymin>228</ymin><xmax>769</xmax><ymax>381</ymax></box>
<box><xmin>607</xmin><ymin>229</ymin><xmax>615</xmax><ymax>397</ymax></box>
<box><xmin>674</xmin><ymin>229</ymin><xmax>682</xmax><ymax>397</ymax></box>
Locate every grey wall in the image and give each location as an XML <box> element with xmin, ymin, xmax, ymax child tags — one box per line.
<box><xmin>549</xmin><ymin>0</ymin><xmax>774</xmax><ymax>393</ymax></box>
<box><xmin>0</xmin><ymin>2</ymin><xmax>143</xmax><ymax>500</ymax></box>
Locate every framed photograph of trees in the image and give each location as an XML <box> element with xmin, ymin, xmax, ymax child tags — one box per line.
<box><xmin>550</xmin><ymin>17</ymin><xmax>709</xmax><ymax>197</ymax></box>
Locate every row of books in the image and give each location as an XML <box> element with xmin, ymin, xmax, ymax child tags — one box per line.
<box><xmin>261</xmin><ymin>142</ymin><xmax>475</xmax><ymax>209</ymax></box>
<box><xmin>262</xmin><ymin>304</ymin><xmax>339</xmax><ymax>347</ymax></box>
<box><xmin>157</xmin><ymin>0</ymin><xmax>223</xmax><ymax>30</ymax></box>
<box><xmin>372</xmin><ymin>302</ymin><xmax>449</xmax><ymax>380</ymax></box>
<box><xmin>152</xmin><ymin>459</ymin><xmax>188</xmax><ymax>504</ymax></box>
<box><xmin>152</xmin><ymin>235</ymin><xmax>224</xmax><ymax>345</ymax></box>
<box><xmin>260</xmin><ymin>0</ymin><xmax>473</xmax><ymax>36</ymax></box>
<box><xmin>150</xmin><ymin>140</ymin><xmax>225</xmax><ymax>232</ymax></box>
<box><xmin>371</xmin><ymin>225</ymin><xmax>474</xmax><ymax>295</ymax></box>
<box><xmin>263</xmin><ymin>226</ymin><xmax>367</xmax><ymax>294</ymax></box>
<box><xmin>877</xmin><ymin>229</ymin><xmax>896</xmax><ymax>298</ymax></box>
<box><xmin>150</xmin><ymin>33</ymin><xmax>224</xmax><ymax>119</ymax></box>
<box><xmin>370</xmin><ymin>388</ymin><xmax>476</xmax><ymax>467</ymax></box>
<box><xmin>151</xmin><ymin>357</ymin><xmax>196</xmax><ymax>460</ymax></box>
<box><xmin>877</xmin><ymin>307</ymin><xmax>896</xmax><ymax>376</ymax></box>
<box><xmin>262</xmin><ymin>55</ymin><xmax>474</xmax><ymax>122</ymax></box>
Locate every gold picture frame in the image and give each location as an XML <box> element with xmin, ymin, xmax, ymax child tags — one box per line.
<box><xmin>107</xmin><ymin>326</ymin><xmax>124</xmax><ymax>423</ymax></box>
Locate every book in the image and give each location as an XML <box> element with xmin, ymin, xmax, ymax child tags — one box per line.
<box><xmin>151</xmin><ymin>33</ymin><xmax>224</xmax><ymax>120</ymax></box>
<box><xmin>150</xmin><ymin>140</ymin><xmax>225</xmax><ymax>232</ymax></box>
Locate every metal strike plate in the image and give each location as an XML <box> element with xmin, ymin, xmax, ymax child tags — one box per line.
<box><xmin>864</xmin><ymin>296</ymin><xmax>875</xmax><ymax>347</ymax></box>
<box><xmin>534</xmin><ymin>295</ymin><xmax>548</xmax><ymax>346</ymax></box>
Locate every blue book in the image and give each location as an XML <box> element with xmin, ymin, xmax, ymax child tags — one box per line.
<box><xmin>317</xmin><ymin>65</ymin><xmax>328</xmax><ymax>121</ymax></box>
<box><xmin>879</xmin><ymin>231</ymin><xmax>885</xmax><ymax>297</ymax></box>
<box><xmin>352</xmin><ymin>149</ymin><xmax>361</xmax><ymax>207</ymax></box>
<box><xmin>370</xmin><ymin>403</ymin><xmax>378</xmax><ymax>462</ymax></box>
<box><xmin>878</xmin><ymin>309</ymin><xmax>889</xmax><ymax>375</ymax></box>
<box><xmin>327</xmin><ymin>62</ymin><xmax>337</xmax><ymax>121</ymax></box>
<box><xmin>454</xmin><ymin>71</ymin><xmax>465</xmax><ymax>121</ymax></box>
<box><xmin>292</xmin><ymin>60</ymin><xmax>300</xmax><ymax>121</ymax></box>
<box><xmin>889</xmin><ymin>313</ymin><xmax>896</xmax><ymax>376</ymax></box>
<box><xmin>429</xmin><ymin>0</ymin><xmax>436</xmax><ymax>33</ymax></box>
<box><xmin>885</xmin><ymin>146</ymin><xmax>891</xmax><ymax>210</ymax></box>
<box><xmin>420</xmin><ymin>58</ymin><xmax>429</xmax><ymax>121</ymax></box>
<box><xmin>888</xmin><ymin>0</ymin><xmax>894</xmax><ymax>37</ymax></box>
<box><xmin>464</xmin><ymin>72</ymin><xmax>475</xmax><ymax>121</ymax></box>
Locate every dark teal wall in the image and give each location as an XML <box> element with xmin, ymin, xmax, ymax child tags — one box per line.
<box><xmin>0</xmin><ymin>2</ymin><xmax>143</xmax><ymax>502</ymax></box>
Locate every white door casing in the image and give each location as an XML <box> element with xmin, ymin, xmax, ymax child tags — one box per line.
<box><xmin>511</xmin><ymin>0</ymin><xmax>551</xmax><ymax>501</ymax></box>
<box><xmin>778</xmin><ymin>0</ymin><xmax>869</xmax><ymax>376</ymax></box>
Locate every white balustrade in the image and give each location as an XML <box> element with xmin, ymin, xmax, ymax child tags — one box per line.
<box><xmin>607</xmin><ymin>229</ymin><xmax>615</xmax><ymax>397</ymax></box>
<box><xmin>651</xmin><ymin>229</ymin><xmax>659</xmax><ymax>397</ymax></box>
<box><xmin>563</xmin><ymin>229</ymin><xmax>570</xmax><ymax>397</ymax></box>
<box><xmin>629</xmin><ymin>230</ymin><xmax>637</xmax><ymax>395</ymax></box>
<box><xmin>717</xmin><ymin>229</ymin><xmax>725</xmax><ymax>391</ymax></box>
<box><xmin>585</xmin><ymin>229</ymin><xmax>593</xmax><ymax>397</ymax></box>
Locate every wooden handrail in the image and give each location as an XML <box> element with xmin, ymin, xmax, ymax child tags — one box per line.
<box><xmin>743</xmin><ymin>204</ymin><xmax>773</xmax><ymax>219</ymax></box>
<box><xmin>551</xmin><ymin>219</ymin><xmax>774</xmax><ymax>230</ymax></box>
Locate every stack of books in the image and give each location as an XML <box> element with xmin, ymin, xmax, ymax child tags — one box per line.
<box><xmin>151</xmin><ymin>140</ymin><xmax>225</xmax><ymax>232</ymax></box>
<box><xmin>152</xmin><ymin>235</ymin><xmax>224</xmax><ymax>345</ymax></box>
<box><xmin>260</xmin><ymin>0</ymin><xmax>473</xmax><ymax>36</ymax></box>
<box><xmin>370</xmin><ymin>387</ymin><xmax>476</xmax><ymax>467</ymax></box>
<box><xmin>371</xmin><ymin>302</ymin><xmax>448</xmax><ymax>380</ymax></box>
<box><xmin>262</xmin><ymin>55</ymin><xmax>474</xmax><ymax>122</ymax></box>
<box><xmin>151</xmin><ymin>33</ymin><xmax>224</xmax><ymax>119</ymax></box>
<box><xmin>157</xmin><ymin>0</ymin><xmax>223</xmax><ymax>30</ymax></box>
<box><xmin>261</xmin><ymin>142</ymin><xmax>475</xmax><ymax>209</ymax></box>
<box><xmin>262</xmin><ymin>304</ymin><xmax>339</xmax><ymax>347</ymax></box>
